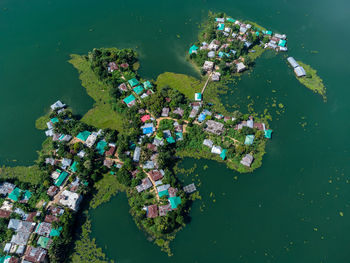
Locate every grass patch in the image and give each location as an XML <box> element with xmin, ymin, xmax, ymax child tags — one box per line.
<box><xmin>68</xmin><ymin>54</ymin><xmax>125</xmax><ymax>131</ymax></box>
<box><xmin>156</xmin><ymin>72</ymin><xmax>204</xmax><ymax>100</ymax></box>
<box><xmin>35</xmin><ymin>112</ymin><xmax>50</xmax><ymax>130</ymax></box>
<box><xmin>0</xmin><ymin>165</ymin><xmax>44</xmax><ymax>185</ymax></box>
<box><xmin>89</xmin><ymin>173</ymin><xmax>126</xmax><ymax>209</ymax></box>
<box><xmin>296</xmin><ymin>61</ymin><xmax>326</xmax><ymax>101</ymax></box>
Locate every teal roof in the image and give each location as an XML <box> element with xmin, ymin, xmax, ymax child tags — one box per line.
<box><xmin>96</xmin><ymin>140</ymin><xmax>108</xmax><ymax>155</ymax></box>
<box><xmin>169</xmin><ymin>196</ymin><xmax>181</xmax><ymax>209</ymax></box>
<box><xmin>278</xmin><ymin>39</ymin><xmax>287</xmax><ymax>47</ymax></box>
<box><xmin>217</xmin><ymin>23</ymin><xmax>225</xmax><ymax>31</ymax></box>
<box><xmin>189</xmin><ymin>45</ymin><xmax>198</xmax><ymax>54</ymax></box>
<box><xmin>265</xmin><ymin>129</ymin><xmax>272</xmax><ymax>139</ymax></box>
<box><xmin>244</xmin><ymin>135</ymin><xmax>255</xmax><ymax>145</ymax></box>
<box><xmin>133</xmin><ymin>85</ymin><xmax>144</xmax><ymax>95</ymax></box>
<box><xmin>266</xmin><ymin>30</ymin><xmax>272</xmax><ymax>35</ymax></box>
<box><xmin>226</xmin><ymin>18</ymin><xmax>235</xmax><ymax>23</ymax></box>
<box><xmin>50</xmin><ymin>226</ymin><xmax>62</xmax><ymax>237</ymax></box>
<box><xmin>123</xmin><ymin>94</ymin><xmax>136</xmax><ymax>105</ymax></box>
<box><xmin>0</xmin><ymin>256</ymin><xmax>11</xmax><ymax>263</ymax></box>
<box><xmin>195</xmin><ymin>93</ymin><xmax>202</xmax><ymax>101</ymax></box>
<box><xmin>128</xmin><ymin>78</ymin><xmax>139</xmax><ymax>87</ymax></box>
<box><xmin>24</xmin><ymin>190</ymin><xmax>32</xmax><ymax>200</ymax></box>
<box><xmin>70</xmin><ymin>161</ymin><xmax>78</xmax><ymax>173</ymax></box>
<box><xmin>220</xmin><ymin>149</ymin><xmax>227</xmax><ymax>160</ymax></box>
<box><xmin>166</xmin><ymin>137</ymin><xmax>176</xmax><ymax>144</ymax></box>
<box><xmin>37</xmin><ymin>236</ymin><xmax>51</xmax><ymax>248</ymax></box>
<box><xmin>158</xmin><ymin>190</ymin><xmax>169</xmax><ymax>198</ymax></box>
<box><xmin>143</xmin><ymin>81</ymin><xmax>153</xmax><ymax>89</ymax></box>
<box><xmin>255</xmin><ymin>31</ymin><xmax>260</xmax><ymax>36</ymax></box>
<box><xmin>8</xmin><ymin>187</ymin><xmax>22</xmax><ymax>202</ymax></box>
<box><xmin>175</xmin><ymin>132</ymin><xmax>183</xmax><ymax>141</ymax></box>
<box><xmin>50</xmin><ymin>117</ymin><xmax>59</xmax><ymax>124</ymax></box>
<box><xmin>54</xmin><ymin>171</ymin><xmax>69</xmax><ymax>187</ymax></box>
<box><xmin>77</xmin><ymin>131</ymin><xmax>91</xmax><ymax>141</ymax></box>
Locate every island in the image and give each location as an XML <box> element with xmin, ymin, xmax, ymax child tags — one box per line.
<box><xmin>0</xmin><ymin>12</ymin><xmax>325</xmax><ymax>262</ymax></box>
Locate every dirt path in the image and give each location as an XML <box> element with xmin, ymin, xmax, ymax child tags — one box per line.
<box><xmin>201</xmin><ymin>72</ymin><xmax>212</xmax><ymax>95</ymax></box>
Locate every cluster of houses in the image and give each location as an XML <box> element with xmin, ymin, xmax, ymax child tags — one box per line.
<box><xmin>189</xmin><ymin>16</ymin><xmax>288</xmax><ymax>81</ymax></box>
<box><xmin>287</xmin><ymin>57</ymin><xmax>306</xmax><ymax>77</ymax></box>
<box><xmin>0</xmin><ymin>182</ymin><xmax>64</xmax><ymax>263</ymax></box>
<box><xmin>120</xmin><ymin>78</ymin><xmax>154</xmax><ymax>107</ymax></box>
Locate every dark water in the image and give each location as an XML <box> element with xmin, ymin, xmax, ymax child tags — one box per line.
<box><xmin>1</xmin><ymin>0</ymin><xmax>350</xmax><ymax>262</ymax></box>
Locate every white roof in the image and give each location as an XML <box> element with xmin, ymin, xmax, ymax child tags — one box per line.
<box><xmin>50</xmin><ymin>100</ymin><xmax>65</xmax><ymax>110</ymax></box>
<box><xmin>59</xmin><ymin>190</ymin><xmax>82</xmax><ymax>211</ymax></box>
<box><xmin>211</xmin><ymin>145</ymin><xmax>222</xmax><ymax>155</ymax></box>
<box><xmin>294</xmin><ymin>66</ymin><xmax>306</xmax><ymax>77</ymax></box>
<box><xmin>287</xmin><ymin>57</ymin><xmax>299</xmax><ymax>68</ymax></box>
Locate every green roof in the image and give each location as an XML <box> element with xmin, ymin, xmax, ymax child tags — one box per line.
<box><xmin>128</xmin><ymin>78</ymin><xmax>139</xmax><ymax>87</ymax></box>
<box><xmin>133</xmin><ymin>85</ymin><xmax>144</xmax><ymax>95</ymax></box>
<box><xmin>158</xmin><ymin>190</ymin><xmax>169</xmax><ymax>198</ymax></box>
<box><xmin>169</xmin><ymin>196</ymin><xmax>181</xmax><ymax>209</ymax></box>
<box><xmin>96</xmin><ymin>140</ymin><xmax>108</xmax><ymax>155</ymax></box>
<box><xmin>189</xmin><ymin>45</ymin><xmax>198</xmax><ymax>54</ymax></box>
<box><xmin>54</xmin><ymin>171</ymin><xmax>69</xmax><ymax>187</ymax></box>
<box><xmin>220</xmin><ymin>149</ymin><xmax>227</xmax><ymax>160</ymax></box>
<box><xmin>8</xmin><ymin>187</ymin><xmax>22</xmax><ymax>202</ymax></box>
<box><xmin>37</xmin><ymin>236</ymin><xmax>51</xmax><ymax>248</ymax></box>
<box><xmin>123</xmin><ymin>94</ymin><xmax>136</xmax><ymax>105</ymax></box>
<box><xmin>166</xmin><ymin>137</ymin><xmax>176</xmax><ymax>144</ymax></box>
<box><xmin>50</xmin><ymin>117</ymin><xmax>59</xmax><ymax>124</ymax></box>
<box><xmin>278</xmin><ymin>39</ymin><xmax>286</xmax><ymax>47</ymax></box>
<box><xmin>264</xmin><ymin>129</ymin><xmax>272</xmax><ymax>139</ymax></box>
<box><xmin>143</xmin><ymin>80</ymin><xmax>153</xmax><ymax>89</ymax></box>
<box><xmin>226</xmin><ymin>18</ymin><xmax>235</xmax><ymax>23</ymax></box>
<box><xmin>50</xmin><ymin>226</ymin><xmax>62</xmax><ymax>237</ymax></box>
<box><xmin>69</xmin><ymin>161</ymin><xmax>78</xmax><ymax>173</ymax></box>
<box><xmin>244</xmin><ymin>135</ymin><xmax>255</xmax><ymax>145</ymax></box>
<box><xmin>77</xmin><ymin>131</ymin><xmax>91</xmax><ymax>141</ymax></box>
<box><xmin>155</xmin><ymin>134</ymin><xmax>163</xmax><ymax>140</ymax></box>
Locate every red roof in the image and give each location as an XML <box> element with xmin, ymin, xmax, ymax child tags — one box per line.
<box><xmin>141</xmin><ymin>115</ymin><xmax>151</xmax><ymax>123</ymax></box>
<box><xmin>24</xmin><ymin>246</ymin><xmax>47</xmax><ymax>262</ymax></box>
<box><xmin>0</xmin><ymin>209</ymin><xmax>11</xmax><ymax>218</ymax></box>
<box><xmin>148</xmin><ymin>170</ymin><xmax>163</xmax><ymax>182</ymax></box>
<box><xmin>147</xmin><ymin>204</ymin><xmax>158</xmax><ymax>218</ymax></box>
<box><xmin>254</xmin><ymin>123</ymin><xmax>264</xmax><ymax>130</ymax></box>
<box><xmin>120</xmin><ymin>63</ymin><xmax>129</xmax><ymax>68</ymax></box>
<box><xmin>147</xmin><ymin>143</ymin><xmax>157</xmax><ymax>152</ymax></box>
<box><xmin>45</xmin><ymin>214</ymin><xmax>59</xmax><ymax>223</ymax></box>
<box><xmin>26</xmin><ymin>212</ymin><xmax>38</xmax><ymax>222</ymax></box>
<box><xmin>47</xmin><ymin>186</ymin><xmax>58</xmax><ymax>197</ymax></box>
<box><xmin>105</xmin><ymin>146</ymin><xmax>116</xmax><ymax>156</ymax></box>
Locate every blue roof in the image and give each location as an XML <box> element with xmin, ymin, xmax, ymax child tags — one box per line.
<box><xmin>198</xmin><ymin>113</ymin><xmax>206</xmax><ymax>122</ymax></box>
<box><xmin>143</xmin><ymin>127</ymin><xmax>154</xmax><ymax>134</ymax></box>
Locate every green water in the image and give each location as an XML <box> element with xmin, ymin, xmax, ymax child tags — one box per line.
<box><xmin>1</xmin><ymin>0</ymin><xmax>350</xmax><ymax>262</ymax></box>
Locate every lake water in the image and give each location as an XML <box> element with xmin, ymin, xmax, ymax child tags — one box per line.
<box><xmin>1</xmin><ymin>0</ymin><xmax>350</xmax><ymax>262</ymax></box>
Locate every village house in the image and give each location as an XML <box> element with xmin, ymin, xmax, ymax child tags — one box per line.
<box><xmin>118</xmin><ymin>83</ymin><xmax>128</xmax><ymax>92</ymax></box>
<box><xmin>133</xmin><ymin>147</ymin><xmax>141</xmax><ymax>162</ymax></box>
<box><xmin>211</xmin><ymin>145</ymin><xmax>223</xmax><ymax>155</ymax></box>
<box><xmin>47</xmin><ymin>186</ymin><xmax>58</xmax><ymax>197</ymax></box>
<box><xmin>146</xmin><ymin>204</ymin><xmax>158</xmax><ymax>218</ymax></box>
<box><xmin>212</xmin><ymin>72</ymin><xmax>221</xmax><ymax>81</ymax></box>
<box><xmin>236</xmin><ymin>62</ymin><xmax>247</xmax><ymax>72</ymax></box>
<box><xmin>205</xmin><ymin>120</ymin><xmax>225</xmax><ymax>135</ymax></box>
<box><xmin>203</xmin><ymin>139</ymin><xmax>213</xmax><ymax>148</ymax></box>
<box><xmin>161</xmin><ymin>107</ymin><xmax>170</xmax><ymax>117</ymax></box>
<box><xmin>50</xmin><ymin>100</ymin><xmax>65</xmax><ymax>111</ymax></box>
<box><xmin>107</xmin><ymin>62</ymin><xmax>118</xmax><ymax>73</ymax></box>
<box><xmin>241</xmin><ymin>154</ymin><xmax>254</xmax><ymax>167</ymax></box>
<box><xmin>58</xmin><ymin>190</ymin><xmax>82</xmax><ymax>211</ymax></box>
<box><xmin>173</xmin><ymin>107</ymin><xmax>184</xmax><ymax>117</ymax></box>
<box><xmin>136</xmin><ymin>177</ymin><xmax>153</xmax><ymax>193</ymax></box>
<box><xmin>183</xmin><ymin>183</ymin><xmax>197</xmax><ymax>194</ymax></box>
<box><xmin>103</xmin><ymin>159</ymin><xmax>114</xmax><ymax>168</ymax></box>
<box><xmin>24</xmin><ymin>246</ymin><xmax>47</xmax><ymax>262</ymax></box>
<box><xmin>148</xmin><ymin>170</ymin><xmax>164</xmax><ymax>182</ymax></box>
<box><xmin>203</xmin><ymin>61</ymin><xmax>214</xmax><ymax>72</ymax></box>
